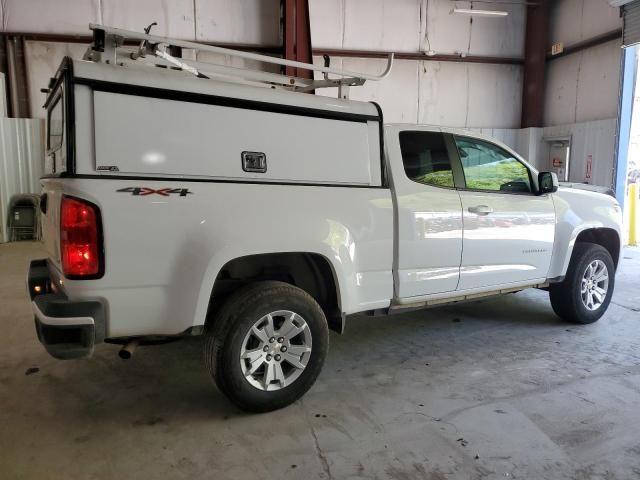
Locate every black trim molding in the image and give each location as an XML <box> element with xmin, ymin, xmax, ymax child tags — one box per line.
<box><xmin>53</xmin><ymin>173</ymin><xmax>390</xmax><ymax>190</ymax></box>
<box><xmin>370</xmin><ymin>101</ymin><xmax>387</xmax><ymax>188</ymax></box>
<box><xmin>44</xmin><ymin>57</ymin><xmax>76</xmax><ymax>175</ymax></box>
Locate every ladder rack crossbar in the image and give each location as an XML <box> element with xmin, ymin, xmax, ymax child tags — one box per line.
<box><xmin>114</xmin><ymin>46</ymin><xmax>330</xmax><ymax>89</ymax></box>
<box><xmin>89</xmin><ymin>24</ymin><xmax>394</xmax><ymax>85</ymax></box>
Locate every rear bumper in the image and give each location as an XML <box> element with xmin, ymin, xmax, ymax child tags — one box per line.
<box><xmin>28</xmin><ymin>259</ymin><xmax>106</xmax><ymax>359</ymax></box>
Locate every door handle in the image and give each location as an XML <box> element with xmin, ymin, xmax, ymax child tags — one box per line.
<box><xmin>468</xmin><ymin>205</ymin><xmax>493</xmax><ymax>215</ymax></box>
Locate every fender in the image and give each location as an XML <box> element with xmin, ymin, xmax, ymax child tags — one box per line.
<box><xmin>547</xmin><ymin>188</ymin><xmax>623</xmax><ymax>280</ymax></box>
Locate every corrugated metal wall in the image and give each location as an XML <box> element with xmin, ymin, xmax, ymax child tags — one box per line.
<box><xmin>0</xmin><ymin>118</ymin><xmax>44</xmax><ymax>243</ymax></box>
<box><xmin>623</xmin><ymin>1</ymin><xmax>640</xmax><ymax>47</ymax></box>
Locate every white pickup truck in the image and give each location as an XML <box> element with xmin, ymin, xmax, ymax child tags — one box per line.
<box><xmin>28</xmin><ymin>26</ymin><xmax>623</xmax><ymax>412</ymax></box>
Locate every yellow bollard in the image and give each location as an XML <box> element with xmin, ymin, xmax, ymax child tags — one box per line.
<box><xmin>630</xmin><ymin>182</ymin><xmax>638</xmax><ymax>246</ymax></box>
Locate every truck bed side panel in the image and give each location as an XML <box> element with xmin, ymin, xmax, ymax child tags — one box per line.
<box><xmin>55</xmin><ymin>179</ymin><xmax>393</xmax><ymax>337</ymax></box>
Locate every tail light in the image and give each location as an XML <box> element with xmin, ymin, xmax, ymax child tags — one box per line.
<box><xmin>60</xmin><ymin>196</ymin><xmax>103</xmax><ymax>278</ymax></box>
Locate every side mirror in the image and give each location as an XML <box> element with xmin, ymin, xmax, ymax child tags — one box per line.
<box><xmin>538</xmin><ymin>171</ymin><xmax>559</xmax><ymax>195</ymax></box>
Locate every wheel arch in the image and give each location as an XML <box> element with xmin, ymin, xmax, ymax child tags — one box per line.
<box><xmin>553</xmin><ymin>227</ymin><xmax>622</xmax><ymax>281</ymax></box>
<box><xmin>574</xmin><ymin>228</ymin><xmax>621</xmax><ymax>270</ymax></box>
<box><xmin>201</xmin><ymin>252</ymin><xmax>344</xmax><ymax>334</ymax></box>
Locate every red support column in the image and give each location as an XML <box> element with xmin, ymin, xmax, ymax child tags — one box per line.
<box><xmin>521</xmin><ymin>0</ymin><xmax>549</xmax><ymax>128</ymax></box>
<box><xmin>283</xmin><ymin>0</ymin><xmax>313</xmax><ymax>81</ymax></box>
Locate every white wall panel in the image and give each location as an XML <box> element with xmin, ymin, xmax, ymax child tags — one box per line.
<box><xmin>544</xmin><ymin>39</ymin><xmax>621</xmax><ymax>126</ymax></box>
<box><xmin>310</xmin><ymin>0</ymin><xmax>422</xmax><ymax>51</ymax></box>
<box><xmin>24</xmin><ymin>41</ymin><xmax>88</xmax><ymax>119</ymax></box>
<box><xmin>341</xmin><ymin>0</ymin><xmax>420</xmax><ymax>51</ymax></box>
<box><xmin>418</xmin><ymin>63</ymin><xmax>521</xmax><ymax>129</ymax></box>
<box><xmin>549</xmin><ymin>0</ymin><xmax>622</xmax><ymax>47</ymax></box>
<box><xmin>2</xmin><ymin>0</ymin><xmax>280</xmax><ymax>44</ymax></box>
<box><xmin>466</xmin><ymin>64</ymin><xmax>522</xmax><ymax>128</ymax></box>
<box><xmin>102</xmin><ymin>0</ymin><xmax>196</xmax><ymax>40</ymax></box>
<box><xmin>426</xmin><ymin>0</ymin><xmax>471</xmax><ymax>55</ymax></box>
<box><xmin>3</xmin><ymin>0</ymin><xmax>100</xmax><ymax>34</ymax></box>
<box><xmin>467</xmin><ymin>5</ymin><xmax>526</xmax><ymax>57</ymax></box>
<box><xmin>575</xmin><ymin>40</ymin><xmax>622</xmax><ymax>122</ymax></box>
<box><xmin>194</xmin><ymin>0</ymin><xmax>280</xmax><ymax>45</ymax></box>
<box><xmin>418</xmin><ymin>62</ymin><xmax>469</xmax><ymax>127</ymax></box>
<box><xmin>309</xmin><ymin>0</ymin><xmax>525</xmax><ymax>57</ymax></box>
<box><xmin>427</xmin><ymin>0</ymin><xmax>524</xmax><ymax>57</ymax></box>
<box><xmin>0</xmin><ymin>118</ymin><xmax>44</xmax><ymax>243</ymax></box>
<box><xmin>308</xmin><ymin>0</ymin><xmax>345</xmax><ymax>49</ymax></box>
<box><xmin>544</xmin><ymin>53</ymin><xmax>580</xmax><ymax>126</ymax></box>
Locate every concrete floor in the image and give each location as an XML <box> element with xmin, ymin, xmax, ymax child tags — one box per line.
<box><xmin>2</xmin><ymin>242</ymin><xmax>640</xmax><ymax>480</ymax></box>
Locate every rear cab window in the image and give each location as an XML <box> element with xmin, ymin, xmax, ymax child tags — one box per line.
<box><xmin>399</xmin><ymin>131</ymin><xmax>455</xmax><ymax>188</ymax></box>
<box><xmin>46</xmin><ymin>89</ymin><xmax>66</xmax><ymax>174</ymax></box>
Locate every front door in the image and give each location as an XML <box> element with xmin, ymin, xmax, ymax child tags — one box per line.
<box><xmin>450</xmin><ymin>135</ymin><xmax>556</xmax><ymax>291</ymax></box>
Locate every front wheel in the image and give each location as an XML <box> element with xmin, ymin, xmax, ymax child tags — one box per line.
<box><xmin>549</xmin><ymin>243</ymin><xmax>615</xmax><ymax>324</ymax></box>
<box><xmin>203</xmin><ymin>281</ymin><xmax>329</xmax><ymax>412</ymax></box>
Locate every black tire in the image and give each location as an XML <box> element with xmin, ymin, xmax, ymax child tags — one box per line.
<box><xmin>549</xmin><ymin>243</ymin><xmax>615</xmax><ymax>324</ymax></box>
<box><xmin>203</xmin><ymin>281</ymin><xmax>329</xmax><ymax>412</ymax></box>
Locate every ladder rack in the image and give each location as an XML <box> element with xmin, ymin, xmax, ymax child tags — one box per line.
<box><xmin>84</xmin><ymin>24</ymin><xmax>394</xmax><ymax>99</ymax></box>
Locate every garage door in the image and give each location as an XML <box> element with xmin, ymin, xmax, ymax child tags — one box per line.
<box><xmin>623</xmin><ymin>0</ymin><xmax>640</xmax><ymax>47</ymax></box>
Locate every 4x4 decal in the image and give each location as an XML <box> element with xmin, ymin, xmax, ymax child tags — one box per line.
<box><xmin>117</xmin><ymin>187</ymin><xmax>193</xmax><ymax>197</ymax></box>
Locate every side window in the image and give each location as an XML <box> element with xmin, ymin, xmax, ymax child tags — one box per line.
<box><xmin>47</xmin><ymin>94</ymin><xmax>63</xmax><ymax>153</ymax></box>
<box><xmin>454</xmin><ymin>136</ymin><xmax>532</xmax><ymax>193</ymax></box>
<box><xmin>399</xmin><ymin>131</ymin><xmax>454</xmax><ymax>188</ymax></box>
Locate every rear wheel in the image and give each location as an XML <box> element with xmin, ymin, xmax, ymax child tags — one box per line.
<box><xmin>549</xmin><ymin>243</ymin><xmax>615</xmax><ymax>324</ymax></box>
<box><xmin>203</xmin><ymin>281</ymin><xmax>329</xmax><ymax>412</ymax></box>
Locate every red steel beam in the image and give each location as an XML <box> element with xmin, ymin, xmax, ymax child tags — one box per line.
<box><xmin>283</xmin><ymin>0</ymin><xmax>313</xmax><ymax>80</ymax></box>
<box><xmin>546</xmin><ymin>28</ymin><xmax>622</xmax><ymax>61</ymax></box>
<box><xmin>521</xmin><ymin>0</ymin><xmax>549</xmax><ymax>128</ymax></box>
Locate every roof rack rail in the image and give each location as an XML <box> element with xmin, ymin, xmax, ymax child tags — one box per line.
<box><xmin>84</xmin><ymin>24</ymin><xmax>394</xmax><ymax>99</ymax></box>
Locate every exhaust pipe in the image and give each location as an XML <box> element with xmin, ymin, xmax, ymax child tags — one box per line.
<box><xmin>119</xmin><ymin>339</ymin><xmax>140</xmax><ymax>360</ymax></box>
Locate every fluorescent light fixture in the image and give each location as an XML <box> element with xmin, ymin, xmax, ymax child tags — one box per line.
<box><xmin>451</xmin><ymin>8</ymin><xmax>509</xmax><ymax>17</ymax></box>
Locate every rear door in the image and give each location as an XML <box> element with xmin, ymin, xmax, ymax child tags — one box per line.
<box><xmin>387</xmin><ymin>126</ymin><xmax>463</xmax><ymax>298</ymax></box>
<box><xmin>450</xmin><ymin>134</ymin><xmax>556</xmax><ymax>290</ymax></box>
